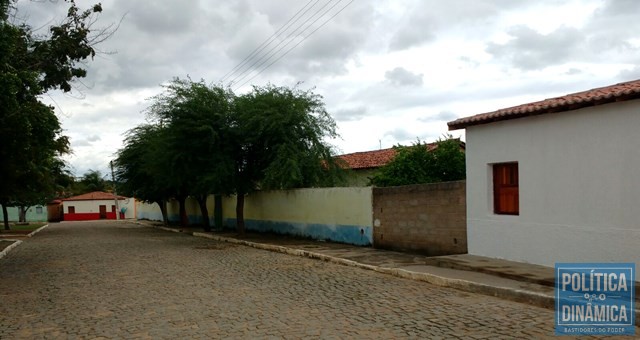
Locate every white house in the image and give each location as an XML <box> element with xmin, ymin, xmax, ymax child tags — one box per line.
<box><xmin>448</xmin><ymin>79</ymin><xmax>640</xmax><ymax>268</ymax></box>
<box><xmin>62</xmin><ymin>191</ymin><xmax>135</xmax><ymax>221</ymax></box>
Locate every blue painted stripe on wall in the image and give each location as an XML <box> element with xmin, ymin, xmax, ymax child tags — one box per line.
<box><xmin>168</xmin><ymin>214</ymin><xmax>205</xmax><ymax>224</ymax></box>
<box><xmin>136</xmin><ymin>211</ymin><xmax>164</xmax><ymax>222</ymax></box>
<box><xmin>136</xmin><ymin>210</ymin><xmax>372</xmax><ymax>246</ymax></box>
<box><xmin>224</xmin><ymin>218</ymin><xmax>372</xmax><ymax>246</ymax></box>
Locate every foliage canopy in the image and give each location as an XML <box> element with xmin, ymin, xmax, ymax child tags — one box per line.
<box><xmin>0</xmin><ymin>0</ymin><xmax>108</xmax><ymax>229</ymax></box>
<box><xmin>369</xmin><ymin>136</ymin><xmax>466</xmax><ymax>187</ymax></box>
<box><xmin>115</xmin><ymin>79</ymin><xmax>345</xmax><ymax>232</ymax></box>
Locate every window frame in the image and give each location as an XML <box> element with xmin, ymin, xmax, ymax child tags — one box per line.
<box><xmin>68</xmin><ymin>206</ymin><xmax>75</xmax><ymax>214</ymax></box>
<box><xmin>492</xmin><ymin>162</ymin><xmax>519</xmax><ymax>215</ymax></box>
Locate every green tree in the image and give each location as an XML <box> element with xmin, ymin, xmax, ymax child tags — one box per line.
<box><xmin>117</xmin><ymin>81</ymin><xmax>343</xmax><ymax>233</ymax></box>
<box><xmin>369</xmin><ymin>136</ymin><xmax>465</xmax><ymax>187</ymax></box>
<box><xmin>115</xmin><ymin>125</ymin><xmax>173</xmax><ymax>226</ymax></box>
<box><xmin>231</xmin><ymin>84</ymin><xmax>345</xmax><ymax>233</ymax></box>
<box><xmin>78</xmin><ymin>170</ymin><xmax>107</xmax><ymax>193</ymax></box>
<box><xmin>144</xmin><ymin>79</ymin><xmax>235</xmax><ymax>230</ymax></box>
<box><xmin>0</xmin><ymin>0</ymin><xmax>109</xmax><ymax>230</ymax></box>
<box><xmin>12</xmin><ymin>158</ymin><xmax>69</xmax><ymax>223</ymax></box>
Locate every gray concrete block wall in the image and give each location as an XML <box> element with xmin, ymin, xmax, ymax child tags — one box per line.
<box><xmin>372</xmin><ymin>181</ymin><xmax>467</xmax><ymax>255</ymax></box>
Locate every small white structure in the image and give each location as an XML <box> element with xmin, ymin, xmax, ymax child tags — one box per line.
<box><xmin>63</xmin><ymin>191</ymin><xmax>135</xmax><ymax>221</ymax></box>
<box><xmin>448</xmin><ymin>79</ymin><xmax>640</xmax><ymax>267</ymax></box>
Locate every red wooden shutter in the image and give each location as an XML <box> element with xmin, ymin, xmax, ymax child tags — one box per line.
<box><xmin>493</xmin><ymin>163</ymin><xmax>519</xmax><ymax>215</ymax></box>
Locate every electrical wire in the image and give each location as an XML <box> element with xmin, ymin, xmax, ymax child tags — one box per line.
<box><xmin>227</xmin><ymin>0</ymin><xmax>341</xmax><ymax>88</ymax></box>
<box><xmin>218</xmin><ymin>0</ymin><xmax>320</xmax><ymax>84</ymax></box>
<box><xmin>233</xmin><ymin>0</ymin><xmax>355</xmax><ymax>91</ymax></box>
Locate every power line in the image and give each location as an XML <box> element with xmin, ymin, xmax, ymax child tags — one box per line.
<box><xmin>218</xmin><ymin>0</ymin><xmax>320</xmax><ymax>84</ymax></box>
<box><xmin>227</xmin><ymin>0</ymin><xmax>341</xmax><ymax>88</ymax></box>
<box><xmin>234</xmin><ymin>0</ymin><xmax>355</xmax><ymax>91</ymax></box>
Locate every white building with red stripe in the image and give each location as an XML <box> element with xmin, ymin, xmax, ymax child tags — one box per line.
<box><xmin>62</xmin><ymin>191</ymin><xmax>135</xmax><ymax>221</ymax></box>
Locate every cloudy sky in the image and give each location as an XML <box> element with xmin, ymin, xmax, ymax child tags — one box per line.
<box><xmin>13</xmin><ymin>0</ymin><xmax>640</xmax><ymax>176</ymax></box>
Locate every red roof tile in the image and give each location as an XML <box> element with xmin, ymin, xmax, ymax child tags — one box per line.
<box><xmin>338</xmin><ymin>142</ymin><xmax>440</xmax><ymax>170</ymax></box>
<box><xmin>448</xmin><ymin>79</ymin><xmax>640</xmax><ymax>130</ymax></box>
<box><xmin>62</xmin><ymin>191</ymin><xmax>127</xmax><ymax>201</ymax></box>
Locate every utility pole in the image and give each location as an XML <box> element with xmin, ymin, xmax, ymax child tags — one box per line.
<box><xmin>110</xmin><ymin>161</ymin><xmax>120</xmax><ymax>220</ymax></box>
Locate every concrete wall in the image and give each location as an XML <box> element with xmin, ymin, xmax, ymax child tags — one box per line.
<box><xmin>372</xmin><ymin>181</ymin><xmax>467</xmax><ymax>255</ymax></box>
<box><xmin>136</xmin><ymin>187</ymin><xmax>374</xmax><ymax>246</ymax></box>
<box><xmin>222</xmin><ymin>187</ymin><xmax>373</xmax><ymax>245</ymax></box>
<box><xmin>136</xmin><ymin>200</ymin><xmax>165</xmax><ymax>222</ymax></box>
<box><xmin>465</xmin><ymin>100</ymin><xmax>640</xmax><ymax>267</ymax></box>
<box><xmin>135</xmin><ymin>196</ymin><xmax>214</xmax><ymax>224</ymax></box>
<box><xmin>0</xmin><ymin>205</ymin><xmax>47</xmax><ymax>222</ymax></box>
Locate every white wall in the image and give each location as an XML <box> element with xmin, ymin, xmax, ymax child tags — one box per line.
<box><xmin>466</xmin><ymin>100</ymin><xmax>640</xmax><ymax>267</ymax></box>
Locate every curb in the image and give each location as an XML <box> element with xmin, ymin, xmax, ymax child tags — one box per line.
<box><xmin>190</xmin><ymin>231</ymin><xmax>556</xmax><ymax>310</ymax></box>
<box><xmin>28</xmin><ymin>224</ymin><xmax>49</xmax><ymax>237</ymax></box>
<box><xmin>0</xmin><ymin>224</ymin><xmax>49</xmax><ymax>260</ymax></box>
<box><xmin>0</xmin><ymin>240</ymin><xmax>23</xmax><ymax>260</ymax></box>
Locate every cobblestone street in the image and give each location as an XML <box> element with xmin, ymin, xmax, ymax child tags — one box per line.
<box><xmin>0</xmin><ymin>221</ymin><xmax>557</xmax><ymax>339</ymax></box>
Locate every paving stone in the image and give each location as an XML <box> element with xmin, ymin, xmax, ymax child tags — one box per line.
<box><xmin>0</xmin><ymin>221</ymin><xmax>599</xmax><ymax>338</ymax></box>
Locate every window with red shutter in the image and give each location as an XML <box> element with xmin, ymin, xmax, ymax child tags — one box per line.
<box><xmin>493</xmin><ymin>163</ymin><xmax>519</xmax><ymax>215</ymax></box>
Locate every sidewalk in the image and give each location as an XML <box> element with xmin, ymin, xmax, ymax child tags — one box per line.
<box><xmin>139</xmin><ymin>221</ymin><xmax>559</xmax><ymax>310</ymax></box>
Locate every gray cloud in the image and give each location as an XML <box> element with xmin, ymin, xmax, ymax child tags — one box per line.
<box><xmin>384</xmin><ymin>128</ymin><xmax>415</xmax><ymax>141</ymax></box>
<box><xmin>124</xmin><ymin>1</ymin><xmax>202</xmax><ymax>35</ymax></box>
<box><xmin>389</xmin><ymin>22</ymin><xmax>436</xmax><ymax>51</ymax></box>
<box><xmin>385</xmin><ymin>67</ymin><xmax>423</xmax><ymax>87</ymax></box>
<box><xmin>73</xmin><ymin>139</ymin><xmax>91</xmax><ymax>147</ymax></box>
<box><xmin>419</xmin><ymin>111</ymin><xmax>458</xmax><ymax>122</ymax></box>
<box><xmin>486</xmin><ymin>25</ymin><xmax>584</xmax><ymax>70</ymax></box>
<box><xmin>565</xmin><ymin>68</ymin><xmax>582</xmax><ymax>76</ymax></box>
<box><xmin>618</xmin><ymin>66</ymin><xmax>640</xmax><ymax>82</ymax></box>
<box><xmin>584</xmin><ymin>1</ymin><xmax>640</xmax><ymax>62</ymax></box>
<box><xmin>71</xmin><ymin>134</ymin><xmax>101</xmax><ymax>148</ymax></box>
<box><xmin>349</xmin><ymin>84</ymin><xmax>441</xmax><ymax>113</ymax></box>
<box><xmin>388</xmin><ymin>0</ymin><xmax>527</xmax><ymax>51</ymax></box>
<box><xmin>486</xmin><ymin>1</ymin><xmax>640</xmax><ymax>71</ymax></box>
<box><xmin>332</xmin><ymin>106</ymin><xmax>368</xmax><ymax>122</ymax></box>
<box><xmin>223</xmin><ymin>1</ymin><xmax>376</xmax><ymax>86</ymax></box>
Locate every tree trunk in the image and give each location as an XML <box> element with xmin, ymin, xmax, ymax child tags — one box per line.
<box><xmin>178</xmin><ymin>196</ymin><xmax>188</xmax><ymax>228</ymax></box>
<box><xmin>18</xmin><ymin>206</ymin><xmax>27</xmax><ymax>223</ymax></box>
<box><xmin>196</xmin><ymin>195</ymin><xmax>211</xmax><ymax>232</ymax></box>
<box><xmin>214</xmin><ymin>194</ymin><xmax>223</xmax><ymax>231</ymax></box>
<box><xmin>156</xmin><ymin>200</ymin><xmax>169</xmax><ymax>226</ymax></box>
<box><xmin>236</xmin><ymin>193</ymin><xmax>245</xmax><ymax>235</ymax></box>
<box><xmin>1</xmin><ymin>204</ymin><xmax>9</xmax><ymax>230</ymax></box>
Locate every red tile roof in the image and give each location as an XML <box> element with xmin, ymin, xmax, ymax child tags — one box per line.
<box><xmin>62</xmin><ymin>191</ymin><xmax>127</xmax><ymax>201</ymax></box>
<box><xmin>338</xmin><ymin>142</ymin><xmax>439</xmax><ymax>170</ymax></box>
<box><xmin>448</xmin><ymin>79</ymin><xmax>640</xmax><ymax>130</ymax></box>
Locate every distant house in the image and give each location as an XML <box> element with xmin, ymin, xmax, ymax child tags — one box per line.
<box><xmin>448</xmin><ymin>79</ymin><xmax>640</xmax><ymax>268</ymax></box>
<box><xmin>47</xmin><ymin>199</ymin><xmax>63</xmax><ymax>222</ymax></box>
<box><xmin>62</xmin><ymin>191</ymin><xmax>135</xmax><ymax>221</ymax></box>
<box><xmin>0</xmin><ymin>205</ymin><xmax>47</xmax><ymax>222</ymax></box>
<box><xmin>338</xmin><ymin>141</ymin><xmax>464</xmax><ymax>186</ymax></box>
